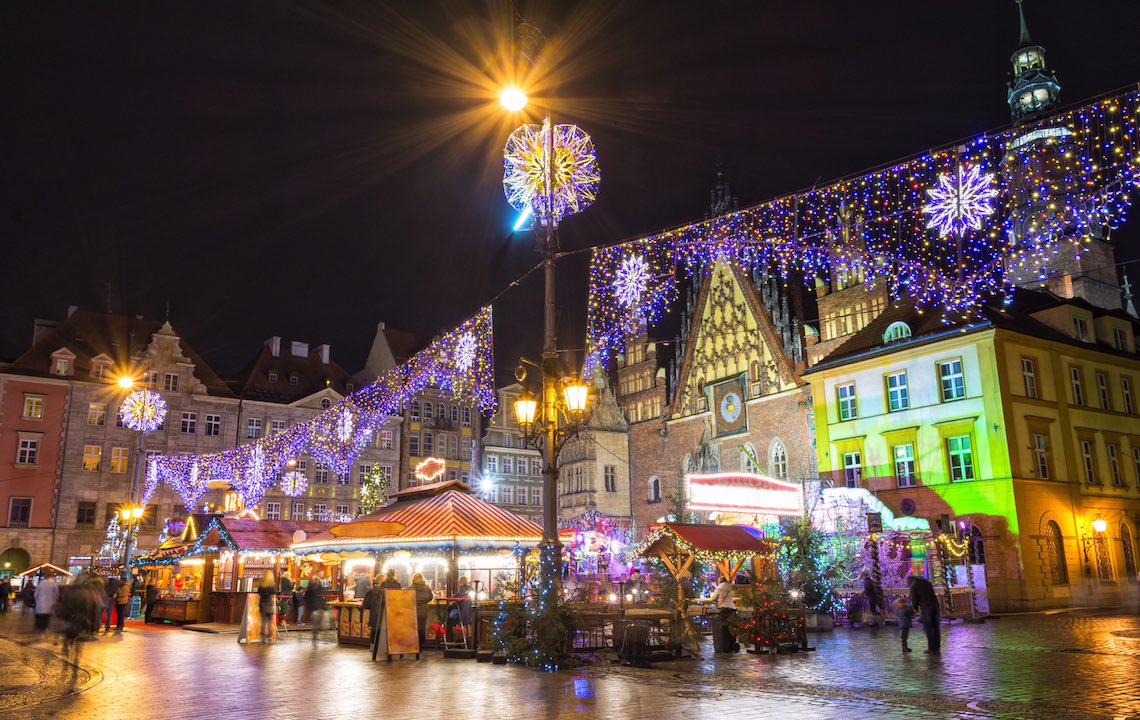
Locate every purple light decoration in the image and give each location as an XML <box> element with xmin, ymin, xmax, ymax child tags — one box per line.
<box><xmin>119</xmin><ymin>390</ymin><xmax>167</xmax><ymax>433</ymax></box>
<box><xmin>503</xmin><ymin>118</ymin><xmax>600</xmax><ymax>226</ymax></box>
<box><xmin>585</xmin><ymin>91</ymin><xmax>1140</xmax><ymax>377</ymax></box>
<box><xmin>922</xmin><ymin>165</ymin><xmax>998</xmax><ymax>238</ymax></box>
<box><xmin>280</xmin><ymin>470</ymin><xmax>308</xmax><ymax>497</ymax></box>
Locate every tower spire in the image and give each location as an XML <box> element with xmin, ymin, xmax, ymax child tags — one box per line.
<box><xmin>1006</xmin><ymin>0</ymin><xmax>1061</xmax><ymax>124</ymax></box>
<box><xmin>1016</xmin><ymin>0</ymin><xmax>1032</xmax><ymax>48</ymax></box>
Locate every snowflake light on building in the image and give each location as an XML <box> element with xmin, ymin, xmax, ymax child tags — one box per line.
<box><xmin>614</xmin><ymin>254</ymin><xmax>651</xmax><ymax>307</ymax></box>
<box><xmin>119</xmin><ymin>390</ymin><xmax>167</xmax><ymax>433</ymax></box>
<box><xmin>336</xmin><ymin>406</ymin><xmax>354</xmax><ymax>443</ymax></box>
<box><xmin>280</xmin><ymin>470</ymin><xmax>308</xmax><ymax>497</ymax></box>
<box><xmin>455</xmin><ymin>332</ymin><xmax>477</xmax><ymax>372</ymax></box>
<box><xmin>503</xmin><ymin>117</ymin><xmax>600</xmax><ymax>226</ymax></box>
<box><xmin>922</xmin><ymin>165</ymin><xmax>999</xmax><ymax>238</ymax></box>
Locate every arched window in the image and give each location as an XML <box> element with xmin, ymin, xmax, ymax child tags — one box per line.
<box><xmin>647</xmin><ymin>476</ymin><xmax>661</xmax><ymax>503</ymax></box>
<box><xmin>1121</xmin><ymin>524</ymin><xmax>1137</xmax><ymax>582</ymax></box>
<box><xmin>423</xmin><ymin>401</ymin><xmax>433</xmax><ymax>420</ymax></box>
<box><xmin>967</xmin><ymin>526</ymin><xmax>985</xmax><ymax>565</ymax></box>
<box><xmin>450</xmin><ymin>405</ymin><xmax>459</xmax><ymax>423</ymax></box>
<box><xmin>769</xmin><ymin>439</ymin><xmax>788</xmax><ymax>479</ymax></box>
<box><xmin>1044</xmin><ymin>520</ymin><xmax>1069</xmax><ymax>585</ymax></box>
<box><xmin>883</xmin><ymin>321</ymin><xmax>912</xmax><ymax>344</ymax></box>
<box><xmin>741</xmin><ymin>443</ymin><xmax>759</xmax><ymax>474</ymax></box>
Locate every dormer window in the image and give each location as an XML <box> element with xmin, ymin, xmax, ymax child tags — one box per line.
<box><xmin>268</xmin><ymin>371</ymin><xmax>278</xmax><ymax>384</ymax></box>
<box><xmin>54</xmin><ymin>359</ymin><xmax>69</xmax><ymax>375</ymax></box>
<box><xmin>883</xmin><ymin>321</ymin><xmax>912</xmax><ymax>344</ymax></box>
<box><xmin>91</xmin><ymin>363</ymin><xmax>107</xmax><ymax>380</ymax></box>
<box><xmin>289</xmin><ymin>374</ymin><xmax>299</xmax><ymax>386</ymax></box>
<box><xmin>1072</xmin><ymin>316</ymin><xmax>1091</xmax><ymax>343</ymax></box>
<box><xmin>320</xmin><ymin>398</ymin><xmax>332</xmax><ymax>409</ymax></box>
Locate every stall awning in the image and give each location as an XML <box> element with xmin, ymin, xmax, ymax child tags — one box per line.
<box><xmin>293</xmin><ymin>482</ymin><xmax>543</xmax><ymax>554</ymax></box>
<box><xmin>638</xmin><ymin>523</ymin><xmax>774</xmax><ymax>558</ymax></box>
<box><xmin>17</xmin><ymin>563</ymin><xmax>72</xmax><ymax>578</ymax></box>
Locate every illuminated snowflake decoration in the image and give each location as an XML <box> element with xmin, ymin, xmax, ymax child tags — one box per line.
<box><xmin>336</xmin><ymin>406</ymin><xmax>354</xmax><ymax>443</ymax></box>
<box><xmin>455</xmin><ymin>332</ymin><xmax>477</xmax><ymax>372</ymax></box>
<box><xmin>280</xmin><ymin>470</ymin><xmax>308</xmax><ymax>497</ymax></box>
<box><xmin>614</xmin><ymin>254</ymin><xmax>651</xmax><ymax>307</ymax></box>
<box><xmin>503</xmin><ymin>118</ymin><xmax>600</xmax><ymax>226</ymax></box>
<box><xmin>119</xmin><ymin>390</ymin><xmax>167</xmax><ymax>432</ymax></box>
<box><xmin>922</xmin><ymin>165</ymin><xmax>999</xmax><ymax>238</ymax></box>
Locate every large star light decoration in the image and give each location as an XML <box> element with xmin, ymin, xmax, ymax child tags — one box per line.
<box><xmin>119</xmin><ymin>390</ymin><xmax>167</xmax><ymax>433</ymax></box>
<box><xmin>455</xmin><ymin>332</ymin><xmax>477</xmax><ymax>372</ymax></box>
<box><xmin>614</xmin><ymin>254</ymin><xmax>651</xmax><ymax>307</ymax></box>
<box><xmin>503</xmin><ymin>118</ymin><xmax>600</xmax><ymax>226</ymax></box>
<box><xmin>922</xmin><ymin>165</ymin><xmax>999</xmax><ymax>238</ymax></box>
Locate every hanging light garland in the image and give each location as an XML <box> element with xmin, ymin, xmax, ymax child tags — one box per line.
<box><xmin>145</xmin><ymin>306</ymin><xmax>495</xmax><ymax>510</ymax></box>
<box><xmin>585</xmin><ymin>91</ymin><xmax>1139</xmax><ymax>376</ymax></box>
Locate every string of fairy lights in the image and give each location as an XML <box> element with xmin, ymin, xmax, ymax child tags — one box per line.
<box><xmin>584</xmin><ymin>90</ymin><xmax>1140</xmax><ymax>377</ymax></box>
<box><xmin>142</xmin><ymin>307</ymin><xmax>495</xmax><ymax>511</ymax></box>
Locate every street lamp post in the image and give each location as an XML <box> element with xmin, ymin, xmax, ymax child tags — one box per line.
<box><xmin>117</xmin><ymin>373</ymin><xmax>166</xmax><ymax>577</ymax></box>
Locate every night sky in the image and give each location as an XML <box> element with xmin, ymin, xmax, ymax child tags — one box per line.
<box><xmin>5</xmin><ymin>1</ymin><xmax>1140</xmax><ymax>381</ymax></box>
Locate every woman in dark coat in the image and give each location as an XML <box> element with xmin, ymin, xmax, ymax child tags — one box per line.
<box><xmin>411</xmin><ymin>572</ymin><xmax>433</xmax><ymax>646</ymax></box>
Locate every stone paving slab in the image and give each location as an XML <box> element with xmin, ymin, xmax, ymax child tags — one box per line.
<box><xmin>0</xmin><ymin>610</ymin><xmax>1135</xmax><ymax>719</ymax></box>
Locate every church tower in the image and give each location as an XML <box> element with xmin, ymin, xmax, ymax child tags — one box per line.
<box><xmin>1002</xmin><ymin>0</ymin><xmax>1121</xmax><ymax>310</ymax></box>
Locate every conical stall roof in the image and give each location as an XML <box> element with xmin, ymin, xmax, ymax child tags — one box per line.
<box><xmin>292</xmin><ymin>480</ymin><xmax>543</xmax><ymax>554</ymax></box>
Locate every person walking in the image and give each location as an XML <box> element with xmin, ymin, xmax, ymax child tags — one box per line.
<box><xmin>453</xmin><ymin>576</ymin><xmax>474</xmax><ymax>645</ymax></box>
<box><xmin>113</xmin><ymin>577</ymin><xmax>130</xmax><ymax>633</ymax></box>
<box><xmin>362</xmin><ymin>577</ymin><xmax>383</xmax><ymax>647</ymax></box>
<box><xmin>862</xmin><ymin>573</ymin><xmax>883</xmax><ymax>625</ymax></box>
<box><xmin>895</xmin><ymin>597</ymin><xmax>915</xmax><ymax>653</ymax></box>
<box><xmin>144</xmin><ymin>582</ymin><xmax>159</xmax><ymax>624</ymax></box>
<box><xmin>305</xmin><ymin>575</ymin><xmax>326</xmax><ymax>645</ymax></box>
<box><xmin>411</xmin><ymin>572</ymin><xmax>433</xmax><ymax>647</ymax></box>
<box><xmin>278</xmin><ymin>573</ymin><xmax>295</xmax><ymax>623</ymax></box>
<box><xmin>102</xmin><ymin>575</ymin><xmax>121</xmax><ymax>633</ymax></box>
<box><xmin>21</xmin><ymin>579</ymin><xmax>35</xmax><ymax>614</ymax></box>
<box><xmin>33</xmin><ymin>575</ymin><xmax>59</xmax><ymax>638</ymax></box>
<box><xmin>907</xmin><ymin>575</ymin><xmax>941</xmax><ymax>653</ymax></box>
<box><xmin>257</xmin><ymin>571</ymin><xmax>277</xmax><ymax>643</ymax></box>
<box><xmin>0</xmin><ymin>577</ymin><xmax>10</xmax><ymax>614</ymax></box>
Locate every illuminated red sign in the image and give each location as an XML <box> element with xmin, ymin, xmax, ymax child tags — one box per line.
<box><xmin>685</xmin><ymin>473</ymin><xmax>803</xmax><ymax>516</ymax></box>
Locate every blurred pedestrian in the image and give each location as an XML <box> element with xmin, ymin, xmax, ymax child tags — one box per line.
<box><xmin>0</xmin><ymin>576</ymin><xmax>10</xmax><ymax>614</ymax></box>
<box><xmin>453</xmin><ymin>576</ymin><xmax>474</xmax><ymax>643</ymax></box>
<box><xmin>353</xmin><ymin>572</ymin><xmax>371</xmax><ymax>600</ymax></box>
<box><xmin>33</xmin><ymin>575</ymin><xmax>59</xmax><ymax>638</ymax></box>
<box><xmin>626</xmin><ymin>569</ymin><xmax>647</xmax><ymax>603</ymax></box>
<box><xmin>863</xmin><ymin>573</ymin><xmax>883</xmax><ymax>624</ymax></box>
<box><xmin>411</xmin><ymin>572</ymin><xmax>433</xmax><ymax>646</ymax></box>
<box><xmin>305</xmin><ymin>574</ymin><xmax>326</xmax><ymax>645</ymax></box>
<box><xmin>113</xmin><ymin>577</ymin><xmax>130</xmax><ymax>633</ymax></box>
<box><xmin>257</xmin><ymin>571</ymin><xmax>277</xmax><ymax>643</ymax></box>
<box><xmin>907</xmin><ymin>575</ymin><xmax>941</xmax><ymax>653</ymax></box>
<box><xmin>144</xmin><ymin>582</ymin><xmax>159</xmax><ymax>624</ymax></box>
<box><xmin>380</xmin><ymin>568</ymin><xmax>401</xmax><ymax>591</ymax></box>
<box><xmin>363</xmin><ymin>577</ymin><xmax>382</xmax><ymax>645</ymax></box>
<box><xmin>102</xmin><ymin>574</ymin><xmax>121</xmax><ymax>633</ymax></box>
<box><xmin>895</xmin><ymin>597</ymin><xmax>915</xmax><ymax>653</ymax></box>
<box><xmin>21</xmin><ymin>580</ymin><xmax>35</xmax><ymax>614</ymax></box>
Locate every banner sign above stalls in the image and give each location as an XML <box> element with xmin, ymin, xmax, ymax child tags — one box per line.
<box><xmin>685</xmin><ymin>473</ymin><xmax>804</xmax><ymax>517</ymax></box>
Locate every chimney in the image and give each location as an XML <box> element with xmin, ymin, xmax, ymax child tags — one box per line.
<box><xmin>377</xmin><ymin>321</ymin><xmax>386</xmax><ymax>330</ymax></box>
<box><xmin>265</xmin><ymin>336</ymin><xmax>281</xmax><ymax>357</ymax></box>
<box><xmin>290</xmin><ymin>341</ymin><xmax>309</xmax><ymax>358</ymax></box>
<box><xmin>32</xmin><ymin>318</ymin><xmax>60</xmax><ymax>346</ymax></box>
<box><xmin>315</xmin><ymin>344</ymin><xmax>331</xmax><ymax>365</ymax></box>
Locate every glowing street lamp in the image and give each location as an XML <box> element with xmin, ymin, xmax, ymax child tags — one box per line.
<box><xmin>499</xmin><ymin>85</ymin><xmax>528</xmax><ymax>112</ymax></box>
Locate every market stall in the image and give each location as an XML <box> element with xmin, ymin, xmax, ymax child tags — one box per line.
<box><xmin>292</xmin><ymin>480</ymin><xmax>543</xmax><ymax>648</ymax></box>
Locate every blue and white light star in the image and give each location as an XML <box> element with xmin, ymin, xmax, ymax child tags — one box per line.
<box><xmin>922</xmin><ymin>165</ymin><xmax>999</xmax><ymax>238</ymax></box>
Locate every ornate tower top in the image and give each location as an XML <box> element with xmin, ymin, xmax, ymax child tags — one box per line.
<box><xmin>1007</xmin><ymin>0</ymin><xmax>1061</xmax><ymax>124</ymax></box>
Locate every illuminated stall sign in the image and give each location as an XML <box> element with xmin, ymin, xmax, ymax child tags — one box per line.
<box><xmin>685</xmin><ymin>473</ymin><xmax>803</xmax><ymax>517</ymax></box>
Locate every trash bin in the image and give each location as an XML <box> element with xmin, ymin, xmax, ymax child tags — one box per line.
<box><xmin>619</xmin><ymin>621</ymin><xmax>650</xmax><ymax>667</ymax></box>
<box><xmin>711</xmin><ymin>610</ymin><xmax>737</xmax><ymax>653</ymax></box>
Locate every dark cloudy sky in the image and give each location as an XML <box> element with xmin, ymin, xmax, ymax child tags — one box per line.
<box><xmin>4</xmin><ymin>1</ymin><xmax>1139</xmax><ymax>378</ymax></box>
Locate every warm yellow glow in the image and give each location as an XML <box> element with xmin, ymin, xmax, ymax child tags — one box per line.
<box><xmin>513</xmin><ymin>388</ymin><xmax>538</xmax><ymax>428</ymax></box>
<box><xmin>133</xmin><ymin>506</ymin><xmax>144</xmax><ymax>519</ymax></box>
<box><xmin>563</xmin><ymin>373</ymin><xmax>589</xmax><ymax>414</ymax></box>
<box><xmin>1092</xmin><ymin>517</ymin><xmax>1107</xmax><ymax>533</ymax></box>
<box><xmin>499</xmin><ymin>85</ymin><xmax>528</xmax><ymax>112</ymax></box>
<box><xmin>117</xmin><ymin>376</ymin><xmax>135</xmax><ymax>389</ymax></box>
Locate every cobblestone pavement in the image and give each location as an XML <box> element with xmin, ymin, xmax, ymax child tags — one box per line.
<box><xmin>0</xmin><ymin>610</ymin><xmax>1136</xmax><ymax>720</ymax></box>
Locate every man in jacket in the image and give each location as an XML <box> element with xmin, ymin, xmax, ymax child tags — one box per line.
<box><xmin>144</xmin><ymin>582</ymin><xmax>159</xmax><ymax>624</ymax></box>
<box><xmin>907</xmin><ymin>575</ymin><xmax>941</xmax><ymax>653</ymax></box>
<box><xmin>103</xmin><ymin>575</ymin><xmax>121</xmax><ymax>633</ymax></box>
<box><xmin>33</xmin><ymin>575</ymin><xmax>59</xmax><ymax>638</ymax></box>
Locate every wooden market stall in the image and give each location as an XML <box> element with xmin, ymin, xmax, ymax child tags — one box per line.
<box><xmin>292</xmin><ymin>480</ymin><xmax>543</xmax><ymax>649</ymax></box>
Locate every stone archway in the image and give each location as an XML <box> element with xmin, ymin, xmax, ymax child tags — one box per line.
<box><xmin>0</xmin><ymin>547</ymin><xmax>31</xmax><ymax>574</ymax></box>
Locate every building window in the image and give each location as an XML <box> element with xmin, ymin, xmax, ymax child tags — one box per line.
<box><xmin>380</xmin><ymin>430</ymin><xmax>394</xmax><ymax>449</ymax></box>
<box><xmin>91</xmin><ymin>363</ymin><xmax>107</xmax><ymax>379</ymax></box>
<box><xmin>516</xmin><ymin>487</ymin><xmax>527</xmax><ymax>505</ymax></box>
<box><xmin>181</xmin><ymin>411</ymin><xmax>197</xmax><ymax>434</ymax></box>
<box><xmin>450</xmin><ymin>405</ymin><xmax>459</xmax><ymax>423</ymax></box>
<box><xmin>1021</xmin><ymin>357</ymin><xmax>1038</xmax><ymax>399</ymax></box>
<box><xmin>87</xmin><ymin>402</ymin><xmax>106</xmax><ymax>426</ymax></box>
<box><xmin>532</xmin><ymin>488</ymin><xmax>541</xmax><ymax>505</ymax></box>
<box><xmin>22</xmin><ymin>395</ymin><xmax>45</xmax><ymax>419</ymax></box>
<box><xmin>423</xmin><ymin>402</ymin><xmax>433</xmax><ymax>421</ymax></box>
<box><xmin>164</xmin><ymin>373</ymin><xmax>180</xmax><ymax>392</ymax></box>
<box><xmin>604</xmin><ymin>465</ymin><xmax>616</xmax><ymax>492</ymax></box>
<box><xmin>410</xmin><ymin>401</ymin><xmax>421</xmax><ymax>422</ymax></box>
<box><xmin>409</xmin><ymin>433</ymin><xmax>420</xmax><ymax>457</ymax></box>
<box><xmin>246</xmin><ymin>418</ymin><xmax>263</xmax><ymax>439</ymax></box>
<box><xmin>358</xmin><ymin>464</ymin><xmax>373</xmax><ymax>485</ymax></box>
<box><xmin>1072</xmin><ymin>316</ymin><xmax>1091</xmax><ymax>342</ymax></box>
<box><xmin>289</xmin><ymin>375</ymin><xmax>299</xmax><ymax>386</ymax></box>
<box><xmin>1070</xmin><ymin>366</ymin><xmax>1085</xmax><ymax>406</ymax></box>
<box><xmin>1132</xmin><ymin>446</ymin><xmax>1140</xmax><ymax>484</ymax></box>
<box><xmin>314</xmin><ymin>463</ymin><xmax>329</xmax><ymax>484</ymax></box>
<box><xmin>265</xmin><ymin>502</ymin><xmax>281</xmax><ymax>520</ymax></box>
<box><xmin>1123</xmin><ymin>378</ymin><xmax>1135</xmax><ymax>414</ymax></box>
<box><xmin>205</xmin><ymin>414</ymin><xmax>222</xmax><ymax>436</ymax></box>
<box><xmin>449</xmin><ymin>434</ymin><xmax>458</xmax><ymax>459</ymax></box>
<box><xmin>837</xmin><ymin>383</ymin><xmax>857</xmax><ymax>421</ymax></box>
<box><xmin>938</xmin><ymin>359</ymin><xmax>965</xmax><ymax>402</ymax></box>
<box><xmin>882</xmin><ymin>321</ymin><xmax>912</xmax><ymax>344</ymax></box>
<box><xmin>54</xmin><ymin>358</ymin><xmax>70</xmax><ymax>376</ymax></box>
<box><xmin>462</xmin><ymin>407</ymin><xmax>471</xmax><ymax>426</ymax></box>
<box><xmin>292</xmin><ymin>501</ymin><xmax>305</xmax><ymax>518</ymax></box>
<box><xmin>379</xmin><ymin>465</ymin><xmax>392</xmax><ymax>485</ymax></box>
<box><xmin>83</xmin><ymin>444</ymin><xmax>102</xmax><ymax>472</ymax></box>
<box><xmin>1044</xmin><ymin>520</ymin><xmax>1069</xmax><ymax>585</ymax></box>
<box><xmin>16</xmin><ymin>437</ymin><xmax>39</xmax><ymax>465</ymax></box>
<box><xmin>487</xmin><ymin>455</ymin><xmax>498</xmax><ymax>473</ymax></box>
<box><xmin>1114</xmin><ymin>327</ymin><xmax>1129</xmax><ymax>351</ymax></box>
<box><xmin>842</xmin><ymin>451</ymin><xmax>861</xmax><ymax>488</ymax></box>
<box><xmin>893</xmin><ymin>444</ymin><xmax>916</xmax><ymax>488</ymax></box>
<box><xmin>110</xmin><ymin>446</ymin><xmax>129</xmax><ymax>474</ymax></box>
<box><xmin>1096</xmin><ymin>372</ymin><xmax>1111</xmax><ymax>410</ymax></box>
<box><xmin>1108</xmin><ymin>444</ymin><xmax>1124</xmax><ymax>486</ymax></box>
<box><xmin>1032</xmin><ymin>433</ymin><xmax>1049</xmax><ymax>479</ymax></box>
<box><xmin>346</xmin><ymin>383</ymin><xmax>354</xmax><ymax>393</ymax></box>
<box><xmin>1080</xmin><ymin>440</ymin><xmax>1098</xmax><ymax>484</ymax></box>
<box><xmin>502</xmin><ymin>486</ymin><xmax>514</xmax><ymax>504</ymax></box>
<box><xmin>76</xmin><ymin>501</ymin><xmax>96</xmax><ymax>527</ymax></box>
<box><xmin>320</xmin><ymin>398</ymin><xmax>332</xmax><ymax>409</ymax></box>
<box><xmin>648</xmin><ymin>476</ymin><xmax>661</xmax><ymax>503</ymax></box>
<box><xmin>8</xmin><ymin>498</ymin><xmax>32</xmax><ymax>528</ymax></box>
<box><xmin>146</xmin><ymin>372</ymin><xmax>160</xmax><ymax>388</ymax></box>
<box><xmin>886</xmin><ymin>371</ymin><xmax>909</xmax><ymax>412</ymax></box>
<box><xmin>741</xmin><ymin>444</ymin><xmax>759</xmax><ymax>473</ymax></box>
<box><xmin>947</xmin><ymin>435</ymin><xmax>974</xmax><ymax>482</ymax></box>
<box><xmin>1122</xmin><ymin>525</ymin><xmax>1138</xmax><ymax>582</ymax></box>
<box><xmin>423</xmin><ymin>432</ymin><xmax>434</xmax><ymax>455</ymax></box>
<box><xmin>313</xmin><ymin>503</ymin><xmax>327</xmax><ymax>518</ymax></box>
<box><xmin>770</xmin><ymin>440</ymin><xmax>788</xmax><ymax>479</ymax></box>
<box><xmin>269</xmin><ymin>419</ymin><xmax>285</xmax><ymax>435</ymax></box>
<box><xmin>335</xmin><ymin>504</ymin><xmax>350</xmax><ymax>517</ymax></box>
<box><xmin>268</xmin><ymin>371</ymin><xmax>278</xmax><ymax>384</ymax></box>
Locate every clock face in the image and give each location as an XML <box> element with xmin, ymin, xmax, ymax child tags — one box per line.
<box><xmin>719</xmin><ymin>391</ymin><xmax>742</xmax><ymax>423</ymax></box>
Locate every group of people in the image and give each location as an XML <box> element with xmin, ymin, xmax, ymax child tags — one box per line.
<box><xmin>361</xmin><ymin>569</ymin><xmax>446</xmax><ymax>647</ymax></box>
<box><xmin>16</xmin><ymin>572</ymin><xmax>140</xmax><ymax>642</ymax></box>
<box><xmin>253</xmin><ymin>571</ymin><xmax>329</xmax><ymax>644</ymax></box>
<box><xmin>862</xmin><ymin>572</ymin><xmax>943</xmax><ymax>654</ymax></box>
